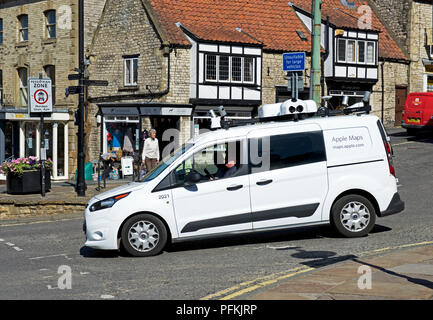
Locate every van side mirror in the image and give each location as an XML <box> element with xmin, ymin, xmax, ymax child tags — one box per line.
<box><xmin>184</xmin><ymin>170</ymin><xmax>201</xmax><ymax>186</ymax></box>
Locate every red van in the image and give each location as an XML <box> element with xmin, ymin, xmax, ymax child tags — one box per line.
<box><xmin>402</xmin><ymin>92</ymin><xmax>433</xmax><ymax>134</ymax></box>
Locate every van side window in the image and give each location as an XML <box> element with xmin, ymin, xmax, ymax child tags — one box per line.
<box><xmin>173</xmin><ymin>140</ymin><xmax>247</xmax><ymax>186</ymax></box>
<box><xmin>249</xmin><ymin>131</ymin><xmax>326</xmax><ymax>172</ymax></box>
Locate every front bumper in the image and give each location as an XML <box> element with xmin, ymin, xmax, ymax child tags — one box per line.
<box><xmin>379</xmin><ymin>192</ymin><xmax>405</xmax><ymax>217</ymax></box>
<box><xmin>83</xmin><ymin>208</ymin><xmax>120</xmax><ymax>250</ymax></box>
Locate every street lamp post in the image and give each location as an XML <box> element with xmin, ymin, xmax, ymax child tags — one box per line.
<box><xmin>76</xmin><ymin>0</ymin><xmax>86</xmax><ymax>196</ymax></box>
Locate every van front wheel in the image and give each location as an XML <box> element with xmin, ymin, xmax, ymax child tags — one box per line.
<box><xmin>121</xmin><ymin>214</ymin><xmax>167</xmax><ymax>257</ymax></box>
<box><xmin>331</xmin><ymin>195</ymin><xmax>376</xmax><ymax>237</ymax></box>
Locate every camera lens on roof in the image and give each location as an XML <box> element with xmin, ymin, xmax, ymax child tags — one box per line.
<box><xmin>296</xmin><ymin>105</ymin><xmax>304</xmax><ymax>113</ymax></box>
<box><xmin>289</xmin><ymin>106</ymin><xmax>296</xmax><ymax>113</ymax></box>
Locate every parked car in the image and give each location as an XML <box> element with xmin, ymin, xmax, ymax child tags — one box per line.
<box><xmin>402</xmin><ymin>92</ymin><xmax>433</xmax><ymax>135</ymax></box>
<box><xmin>83</xmin><ymin>101</ymin><xmax>404</xmax><ymax>257</ymax></box>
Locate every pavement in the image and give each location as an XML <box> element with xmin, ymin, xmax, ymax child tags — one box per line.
<box><xmin>248</xmin><ymin>244</ymin><xmax>433</xmax><ymax>300</ymax></box>
<box><xmin>0</xmin><ymin>178</ymin><xmax>131</xmax><ymax>219</ymax></box>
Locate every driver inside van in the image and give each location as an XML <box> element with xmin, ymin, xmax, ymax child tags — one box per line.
<box><xmin>210</xmin><ymin>159</ymin><xmax>238</xmax><ymax>180</ymax></box>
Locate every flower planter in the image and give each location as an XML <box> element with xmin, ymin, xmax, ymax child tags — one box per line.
<box><xmin>6</xmin><ymin>170</ymin><xmax>51</xmax><ymax>195</ymax></box>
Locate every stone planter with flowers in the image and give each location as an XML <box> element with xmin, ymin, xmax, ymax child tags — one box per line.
<box><xmin>0</xmin><ymin>157</ymin><xmax>52</xmax><ymax>194</ymax></box>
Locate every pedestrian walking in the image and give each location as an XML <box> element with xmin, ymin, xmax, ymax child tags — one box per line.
<box><xmin>142</xmin><ymin>128</ymin><xmax>160</xmax><ymax>172</ymax></box>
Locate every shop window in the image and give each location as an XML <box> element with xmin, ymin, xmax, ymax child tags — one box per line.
<box><xmin>18</xmin><ymin>14</ymin><xmax>28</xmax><ymax>42</ymax></box>
<box><xmin>17</xmin><ymin>67</ymin><xmax>28</xmax><ymax>107</ymax></box>
<box><xmin>4</xmin><ymin>122</ymin><xmax>14</xmax><ymax>160</ymax></box>
<box><xmin>106</xmin><ymin>122</ymin><xmax>138</xmax><ymax>157</ymax></box>
<box><xmin>45</xmin><ymin>10</ymin><xmax>56</xmax><ymax>39</ymax></box>
<box><xmin>44</xmin><ymin>65</ymin><xmax>56</xmax><ymax>105</ymax></box>
<box><xmin>124</xmin><ymin>57</ymin><xmax>138</xmax><ymax>86</ymax></box>
<box><xmin>57</xmin><ymin>123</ymin><xmax>65</xmax><ymax>177</ymax></box>
<box><xmin>24</xmin><ymin>122</ymin><xmax>37</xmax><ymax>157</ymax></box>
<box><xmin>0</xmin><ymin>69</ymin><xmax>3</xmax><ymax>106</ymax></box>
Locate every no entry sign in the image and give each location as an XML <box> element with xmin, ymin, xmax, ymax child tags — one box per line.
<box><xmin>29</xmin><ymin>78</ymin><xmax>53</xmax><ymax>113</ymax></box>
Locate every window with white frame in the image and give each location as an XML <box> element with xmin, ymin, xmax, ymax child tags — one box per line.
<box><xmin>347</xmin><ymin>40</ymin><xmax>356</xmax><ymax>63</ymax></box>
<box><xmin>17</xmin><ymin>67</ymin><xmax>28</xmax><ymax>107</ymax></box>
<box><xmin>45</xmin><ymin>10</ymin><xmax>56</xmax><ymax>39</ymax></box>
<box><xmin>219</xmin><ymin>56</ymin><xmax>230</xmax><ymax>81</ymax></box>
<box><xmin>366</xmin><ymin>41</ymin><xmax>375</xmax><ymax>64</ymax></box>
<box><xmin>205</xmin><ymin>54</ymin><xmax>217</xmax><ymax>81</ymax></box>
<box><xmin>337</xmin><ymin>38</ymin><xmax>346</xmax><ymax>62</ymax></box>
<box><xmin>18</xmin><ymin>14</ymin><xmax>28</xmax><ymax>42</ymax></box>
<box><xmin>124</xmin><ymin>56</ymin><xmax>138</xmax><ymax>86</ymax></box>
<box><xmin>205</xmin><ymin>54</ymin><xmax>255</xmax><ymax>84</ymax></box>
<box><xmin>244</xmin><ymin>57</ymin><xmax>254</xmax><ymax>83</ymax></box>
<box><xmin>337</xmin><ymin>38</ymin><xmax>376</xmax><ymax>65</ymax></box>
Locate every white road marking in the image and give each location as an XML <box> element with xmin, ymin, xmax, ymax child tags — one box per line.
<box><xmin>0</xmin><ymin>238</ymin><xmax>4</xmax><ymax>241</ymax></box>
<box><xmin>13</xmin><ymin>247</ymin><xmax>23</xmax><ymax>251</ymax></box>
<box><xmin>29</xmin><ymin>253</ymin><xmax>72</xmax><ymax>260</ymax></box>
<box><xmin>6</xmin><ymin>242</ymin><xmax>15</xmax><ymax>246</ymax></box>
<box><xmin>100</xmin><ymin>295</ymin><xmax>115</xmax><ymax>299</ymax></box>
<box><xmin>80</xmin><ymin>272</ymin><xmax>89</xmax><ymax>275</ymax></box>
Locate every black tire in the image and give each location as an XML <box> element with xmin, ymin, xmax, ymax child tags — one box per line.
<box><xmin>330</xmin><ymin>195</ymin><xmax>376</xmax><ymax>238</ymax></box>
<box><xmin>406</xmin><ymin>128</ymin><xmax>418</xmax><ymax>136</ymax></box>
<box><xmin>121</xmin><ymin>214</ymin><xmax>168</xmax><ymax>257</ymax></box>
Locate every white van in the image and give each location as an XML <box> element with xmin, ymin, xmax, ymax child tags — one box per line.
<box><xmin>83</xmin><ymin>102</ymin><xmax>404</xmax><ymax>257</ymax></box>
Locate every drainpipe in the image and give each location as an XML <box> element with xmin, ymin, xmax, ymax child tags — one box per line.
<box><xmin>381</xmin><ymin>60</ymin><xmax>385</xmax><ymax>123</ymax></box>
<box><xmin>311</xmin><ymin>0</ymin><xmax>322</xmax><ymax>104</ymax></box>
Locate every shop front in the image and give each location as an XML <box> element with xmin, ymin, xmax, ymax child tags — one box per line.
<box><xmin>192</xmin><ymin>106</ymin><xmax>254</xmax><ymax>137</ymax></box>
<box><xmin>326</xmin><ymin>81</ymin><xmax>375</xmax><ymax>109</ymax></box>
<box><xmin>97</xmin><ymin>103</ymin><xmax>193</xmax><ymax>179</ymax></box>
<box><xmin>0</xmin><ymin>109</ymin><xmax>70</xmax><ymax>180</ymax></box>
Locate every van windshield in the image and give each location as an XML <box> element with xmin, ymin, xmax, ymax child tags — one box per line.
<box><xmin>139</xmin><ymin>143</ymin><xmax>194</xmax><ymax>182</ymax></box>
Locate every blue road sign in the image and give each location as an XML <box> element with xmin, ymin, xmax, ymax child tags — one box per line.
<box><xmin>283</xmin><ymin>52</ymin><xmax>306</xmax><ymax>72</ymax></box>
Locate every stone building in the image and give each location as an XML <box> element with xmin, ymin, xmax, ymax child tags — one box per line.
<box><xmin>369</xmin><ymin>0</ymin><xmax>433</xmax><ymax>95</ymax></box>
<box><xmin>86</xmin><ymin>0</ymin><xmax>410</xmax><ymax>170</ymax></box>
<box><xmin>0</xmin><ymin>0</ymin><xmax>106</xmax><ymax>181</ymax></box>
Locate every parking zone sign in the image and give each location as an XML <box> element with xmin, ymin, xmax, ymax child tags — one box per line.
<box><xmin>29</xmin><ymin>78</ymin><xmax>53</xmax><ymax>113</ymax></box>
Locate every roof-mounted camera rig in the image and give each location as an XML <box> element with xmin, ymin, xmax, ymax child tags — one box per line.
<box><xmin>209</xmin><ymin>91</ymin><xmax>372</xmax><ymax>130</ymax></box>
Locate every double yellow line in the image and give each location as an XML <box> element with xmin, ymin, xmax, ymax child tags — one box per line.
<box><xmin>201</xmin><ymin>240</ymin><xmax>433</xmax><ymax>300</ymax></box>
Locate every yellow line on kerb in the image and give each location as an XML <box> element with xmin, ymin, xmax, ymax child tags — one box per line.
<box><xmin>201</xmin><ymin>240</ymin><xmax>433</xmax><ymax>300</ymax></box>
<box><xmin>200</xmin><ymin>266</ymin><xmax>312</xmax><ymax>300</ymax></box>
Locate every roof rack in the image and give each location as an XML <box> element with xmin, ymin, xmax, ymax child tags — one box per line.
<box><xmin>210</xmin><ymin>91</ymin><xmax>372</xmax><ymax>130</ymax></box>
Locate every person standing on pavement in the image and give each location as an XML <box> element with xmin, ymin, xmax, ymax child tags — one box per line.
<box><xmin>142</xmin><ymin>129</ymin><xmax>160</xmax><ymax>172</ymax></box>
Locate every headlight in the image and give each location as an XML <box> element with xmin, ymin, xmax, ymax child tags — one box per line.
<box><xmin>89</xmin><ymin>192</ymin><xmax>130</xmax><ymax>212</ymax></box>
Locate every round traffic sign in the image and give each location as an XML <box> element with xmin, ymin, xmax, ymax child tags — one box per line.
<box><xmin>34</xmin><ymin>89</ymin><xmax>49</xmax><ymax>105</ymax></box>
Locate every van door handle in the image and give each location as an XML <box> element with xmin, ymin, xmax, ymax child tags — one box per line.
<box><xmin>227</xmin><ymin>184</ymin><xmax>243</xmax><ymax>191</ymax></box>
<box><xmin>256</xmin><ymin>179</ymin><xmax>273</xmax><ymax>186</ymax></box>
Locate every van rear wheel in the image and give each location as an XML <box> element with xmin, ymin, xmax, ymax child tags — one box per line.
<box><xmin>331</xmin><ymin>195</ymin><xmax>376</xmax><ymax>238</ymax></box>
<box><xmin>121</xmin><ymin>214</ymin><xmax>167</xmax><ymax>257</ymax></box>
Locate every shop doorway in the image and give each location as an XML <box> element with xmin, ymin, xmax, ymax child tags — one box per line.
<box><xmin>395</xmin><ymin>86</ymin><xmax>407</xmax><ymax>127</ymax></box>
<box><xmin>150</xmin><ymin>117</ymin><xmax>180</xmax><ymax>157</ymax></box>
